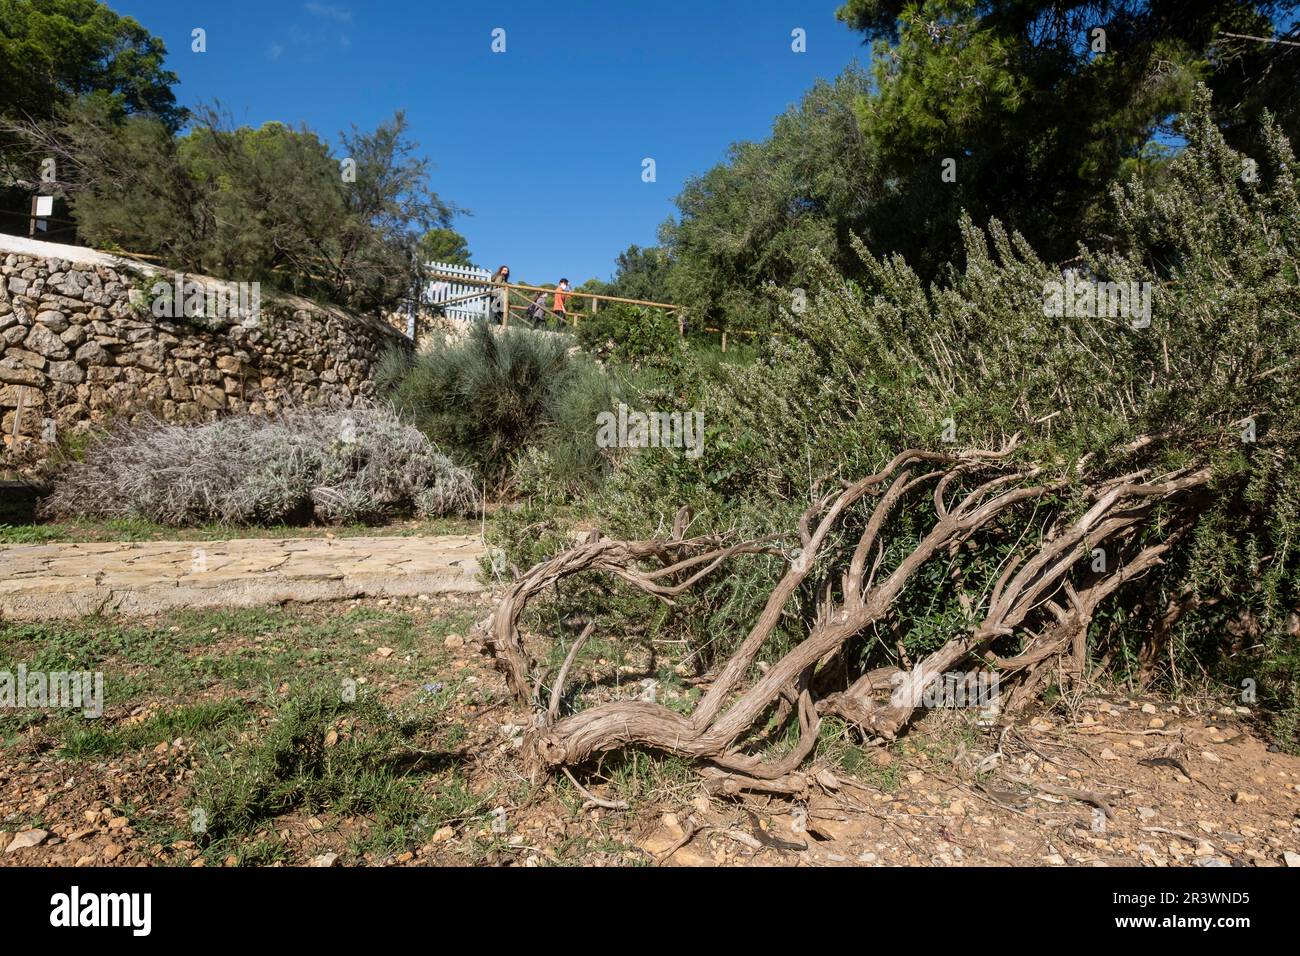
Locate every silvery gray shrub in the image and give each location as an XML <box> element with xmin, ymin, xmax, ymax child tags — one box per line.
<box><xmin>41</xmin><ymin>404</ymin><xmax>477</xmax><ymax>526</ymax></box>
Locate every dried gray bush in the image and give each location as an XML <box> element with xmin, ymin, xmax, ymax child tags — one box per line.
<box><xmin>40</xmin><ymin>404</ymin><xmax>478</xmax><ymax>526</ymax></box>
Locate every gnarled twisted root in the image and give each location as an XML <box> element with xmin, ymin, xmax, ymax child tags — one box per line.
<box><xmin>476</xmin><ymin>439</ymin><xmax>1210</xmax><ymax>786</ymax></box>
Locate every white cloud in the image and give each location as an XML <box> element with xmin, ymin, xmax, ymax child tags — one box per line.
<box><xmin>302</xmin><ymin>2</ymin><xmax>352</xmax><ymax>23</ymax></box>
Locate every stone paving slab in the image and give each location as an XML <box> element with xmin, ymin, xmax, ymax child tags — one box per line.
<box><xmin>0</xmin><ymin>535</ymin><xmax>487</xmax><ymax>621</ymax></box>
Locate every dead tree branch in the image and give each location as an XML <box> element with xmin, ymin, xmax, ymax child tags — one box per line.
<box><xmin>476</xmin><ymin>441</ymin><xmax>1211</xmax><ymax>781</ymax></box>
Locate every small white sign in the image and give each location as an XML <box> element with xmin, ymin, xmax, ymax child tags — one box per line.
<box><xmin>34</xmin><ymin>195</ymin><xmax>54</xmax><ymax>217</ymax></box>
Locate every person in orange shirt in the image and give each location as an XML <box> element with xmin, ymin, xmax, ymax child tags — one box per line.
<box><xmin>552</xmin><ymin>278</ymin><xmax>570</xmax><ymax>326</ymax></box>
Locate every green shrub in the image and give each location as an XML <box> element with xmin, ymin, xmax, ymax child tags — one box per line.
<box><xmin>575</xmin><ymin>302</ymin><xmax>686</xmax><ymax>371</ymax></box>
<box><xmin>191</xmin><ymin>687</ymin><xmax>429</xmax><ymax>842</ymax></box>
<box><xmin>495</xmin><ymin>88</ymin><xmax>1300</xmax><ymax>744</ymax></box>
<box><xmin>379</xmin><ymin>320</ymin><xmax>618</xmax><ymax>495</ymax></box>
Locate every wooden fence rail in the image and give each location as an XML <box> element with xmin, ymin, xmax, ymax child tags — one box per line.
<box><xmin>420</xmin><ymin>264</ymin><xmax>775</xmax><ymax>351</ymax></box>
<box><xmin>424</xmin><ymin>269</ymin><xmax>683</xmax><ymax>319</ymax></box>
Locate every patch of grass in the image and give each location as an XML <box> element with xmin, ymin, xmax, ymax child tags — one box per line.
<box><xmin>419</xmin><ymin>607</ymin><xmax>481</xmax><ymax>643</ymax></box>
<box><xmin>585</xmin><ymin>748</ymin><xmax>695</xmax><ymax>808</ymax></box>
<box><xmin>172</xmin><ymin>606</ymin><xmax>296</xmax><ymax>637</ymax></box>
<box><xmin>817</xmin><ymin>718</ymin><xmax>903</xmax><ymax>791</ymax></box>
<box><xmin>0</xmin><ymin>811</ymin><xmax>48</xmax><ymax>832</ymax></box>
<box><xmin>109</xmin><ymin>798</ymin><xmax>193</xmax><ymax>854</ymax></box>
<box><xmin>0</xmin><ymin>517</ymin><xmax>476</xmax><ymax>545</ymax></box>
<box><xmin>59</xmin><ymin>699</ymin><xmax>248</xmax><ymax>759</ymax></box>
<box><xmin>545</xmin><ymin>827</ymin><xmax>648</xmax><ymax>866</ymax></box>
<box><xmin>0</xmin><ymin>594</ymin><xmax>499</xmax><ymax>869</ymax></box>
<box><xmin>314</xmin><ymin>607</ymin><xmax>421</xmax><ymax>652</ymax></box>
<box><xmin>0</xmin><ymin>603</ymin><xmax>453</xmax><ymax>707</ymax></box>
<box><xmin>231</xmin><ymin>835</ymin><xmax>292</xmax><ymax>866</ymax></box>
<box><xmin>653</xmin><ymin>667</ymin><xmax>700</xmax><ymax>715</ymax></box>
<box><xmin>348</xmin><ymin>772</ymin><xmax>496</xmax><ymax>864</ymax></box>
<box><xmin>0</xmin><ymin>615</ymin><xmax>186</xmax><ymax>742</ymax></box>
<box><xmin>190</xmin><ymin>685</ymin><xmax>443</xmax><ymax>846</ymax></box>
<box><xmin>905</xmin><ymin>713</ymin><xmax>986</xmax><ymax>766</ymax></box>
<box><xmin>1</xmin><ymin>618</ymin><xmax>198</xmax><ymax>675</ymax></box>
<box><xmin>0</xmin><ymin>524</ymin><xmax>65</xmax><ymax>544</ymax></box>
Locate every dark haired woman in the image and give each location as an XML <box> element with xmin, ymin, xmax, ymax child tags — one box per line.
<box><xmin>488</xmin><ymin>265</ymin><xmax>510</xmax><ymax>325</ymax></box>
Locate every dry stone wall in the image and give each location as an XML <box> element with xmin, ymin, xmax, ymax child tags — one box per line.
<box><xmin>0</xmin><ymin>236</ymin><xmax>410</xmax><ymax>468</ymax></box>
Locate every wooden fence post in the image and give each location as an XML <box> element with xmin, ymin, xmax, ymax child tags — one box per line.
<box><xmin>10</xmin><ymin>388</ymin><xmax>25</xmax><ymax>451</ymax></box>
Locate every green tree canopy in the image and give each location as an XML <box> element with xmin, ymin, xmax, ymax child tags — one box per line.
<box><xmin>27</xmin><ymin>99</ymin><xmax>451</xmax><ymax>311</ymax></box>
<box><xmin>0</xmin><ymin>0</ymin><xmax>180</xmax><ymax>126</ymax></box>
<box><xmin>0</xmin><ymin>0</ymin><xmax>182</xmax><ymax>232</ymax></box>
<box><xmin>604</xmin><ymin>244</ymin><xmax>674</xmax><ymax>302</ymax></box>
<box><xmin>663</xmin><ymin>1</ymin><xmax>1298</xmax><ymax>331</ymax></box>
<box><xmin>665</xmin><ymin>67</ymin><xmax>881</xmax><ymax>328</ymax></box>
<box><xmin>838</xmin><ymin>0</ymin><xmax>1298</xmax><ymax>267</ymax></box>
<box><xmin>417</xmin><ymin>227</ymin><xmax>474</xmax><ymax>267</ymax></box>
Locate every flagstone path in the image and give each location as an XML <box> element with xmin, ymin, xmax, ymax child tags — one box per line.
<box><xmin>0</xmin><ymin>535</ymin><xmax>486</xmax><ymax>621</ymax></box>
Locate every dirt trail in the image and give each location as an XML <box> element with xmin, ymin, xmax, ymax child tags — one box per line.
<box><xmin>0</xmin><ymin>535</ymin><xmax>486</xmax><ymax>620</ymax></box>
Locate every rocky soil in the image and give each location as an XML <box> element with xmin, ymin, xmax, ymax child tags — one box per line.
<box><xmin>2</xmin><ymin>593</ymin><xmax>1297</xmax><ymax>868</ymax></box>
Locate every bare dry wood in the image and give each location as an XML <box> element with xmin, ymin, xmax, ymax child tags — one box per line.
<box><xmin>474</xmin><ymin>440</ymin><xmax>1212</xmax><ymax>781</ymax></box>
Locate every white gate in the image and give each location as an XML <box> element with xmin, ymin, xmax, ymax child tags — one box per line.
<box><xmin>423</xmin><ymin>261</ymin><xmax>491</xmax><ymax>322</ymax></box>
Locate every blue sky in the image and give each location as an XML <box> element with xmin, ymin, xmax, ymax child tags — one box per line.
<box><xmin>109</xmin><ymin>0</ymin><xmax>869</xmax><ymax>287</ymax></box>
